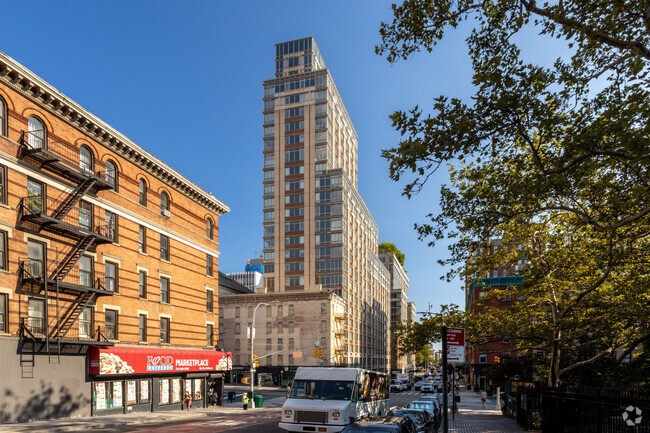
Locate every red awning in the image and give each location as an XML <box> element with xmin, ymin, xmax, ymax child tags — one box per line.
<box><xmin>89</xmin><ymin>346</ymin><xmax>232</xmax><ymax>376</ymax></box>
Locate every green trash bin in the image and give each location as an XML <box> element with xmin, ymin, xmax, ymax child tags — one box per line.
<box><xmin>254</xmin><ymin>394</ymin><xmax>263</xmax><ymax>408</ymax></box>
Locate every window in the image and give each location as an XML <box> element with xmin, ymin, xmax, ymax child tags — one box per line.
<box><xmin>285</xmin><ymin>134</ymin><xmax>304</xmax><ymax>145</ymax></box>
<box><xmin>139</xmin><ymin>271</ymin><xmax>147</xmax><ymax>298</ymax></box>
<box><xmin>0</xmin><ymin>97</ymin><xmax>6</xmax><ymax>136</ymax></box>
<box><xmin>206</xmin><ymin>255</ymin><xmax>213</xmax><ymax>276</ymax></box>
<box><xmin>264</xmin><ymin>154</ymin><xmax>274</xmax><ymax>168</ymax></box>
<box><xmin>288</xmin><ymin>321</ymin><xmax>294</xmax><ymax>333</ymax></box>
<box><xmin>206</xmin><ymin>324</ymin><xmax>214</xmax><ymax>346</ymax></box>
<box><xmin>285</xmin><ymin>180</ymin><xmax>304</xmax><ymax>191</ymax></box>
<box><xmin>285</xmin><ymin>207</ymin><xmax>304</xmax><ymax>217</ymax></box>
<box><xmin>235</xmin><ymin>306</ymin><xmax>240</xmax><ymax>318</ymax></box>
<box><xmin>139</xmin><ymin>314</ymin><xmax>147</xmax><ymax>342</ymax></box>
<box><xmin>105</xmin><ymin>262</ymin><xmax>118</xmax><ymax>293</ymax></box>
<box><xmin>266</xmin><ymin>322</ymin><xmax>272</xmax><ymax>334</ymax></box>
<box><xmin>27</xmin><ymin>115</ymin><xmax>46</xmax><ymax>149</ymax></box>
<box><xmin>277</xmin><ymin>354</ymin><xmax>283</xmax><ymax>365</ymax></box>
<box><xmin>264</xmin><ymin>210</ymin><xmax>275</xmax><ymax>221</ymax></box>
<box><xmin>79</xmin><ymin>255</ymin><xmax>93</xmax><ymax>287</ymax></box>
<box><xmin>285</xmin><ymin>148</ymin><xmax>304</xmax><ymax>162</ymax></box>
<box><xmin>235</xmin><ymin>339</ymin><xmax>241</xmax><ymax>350</ymax></box>
<box><xmin>160</xmin><ymin>277</ymin><xmax>170</xmax><ymax>304</ymax></box>
<box><xmin>0</xmin><ymin>230</ymin><xmax>7</xmax><ymax>271</ymax></box>
<box><xmin>288</xmin><ymin>304</ymin><xmax>294</xmax><ymax>316</ymax></box>
<box><xmin>160</xmin><ymin>234</ymin><xmax>170</xmax><ymax>261</ymax></box>
<box><xmin>160</xmin><ymin>191</ymin><xmax>170</xmax><ymax>217</ymax></box>
<box><xmin>105</xmin><ymin>309</ymin><xmax>118</xmax><ymax>340</ymax></box>
<box><xmin>105</xmin><ymin>211</ymin><xmax>118</xmax><ymax>242</ymax></box>
<box><xmin>27</xmin><ymin>239</ymin><xmax>45</xmax><ymax>279</ymax></box>
<box><xmin>278</xmin><ymin>338</ymin><xmax>283</xmax><ymax>349</ymax></box>
<box><xmin>288</xmin><ymin>338</ymin><xmax>294</xmax><ymax>349</ymax></box>
<box><xmin>235</xmin><ymin>323</ymin><xmax>241</xmax><ymax>334</ymax></box>
<box><xmin>206</xmin><ymin>218</ymin><xmax>213</xmax><ymax>240</ymax></box>
<box><xmin>0</xmin><ymin>293</ymin><xmax>7</xmax><ymax>333</ymax></box>
<box><xmin>285</xmin><ymin>235</ymin><xmax>304</xmax><ymax>245</ymax></box>
<box><xmin>286</xmin><ymin>276</ymin><xmax>304</xmax><ymax>286</ymax></box>
<box><xmin>79</xmin><ymin>200</ymin><xmax>93</xmax><ymax>231</ymax></box>
<box><xmin>285</xmin><ymin>249</ymin><xmax>304</xmax><ymax>258</ymax></box>
<box><xmin>479</xmin><ymin>354</ymin><xmax>487</xmax><ymax>364</ymax></box>
<box><xmin>27</xmin><ymin>298</ymin><xmax>44</xmax><ymax>335</ymax></box>
<box><xmin>139</xmin><ymin>179</ymin><xmax>147</xmax><ymax>206</ymax></box>
<box><xmin>285</xmin><ymin>262</ymin><xmax>304</xmax><ymax>272</ymax></box>
<box><xmin>79</xmin><ymin>307</ymin><xmax>93</xmax><ymax>338</ymax></box>
<box><xmin>206</xmin><ymin>290</ymin><xmax>213</xmax><ymax>312</ymax></box>
<box><xmin>285</xmin><ymin>194</ymin><xmax>304</xmax><ymax>204</ymax></box>
<box><xmin>285</xmin><ymin>221</ymin><xmax>304</xmax><ymax>232</ymax></box>
<box><xmin>285</xmin><ymin>166</ymin><xmax>304</xmax><ymax>176</ymax></box>
<box><xmin>160</xmin><ymin>317</ymin><xmax>170</xmax><ymax>343</ymax></box>
<box><xmin>266</xmin><ymin>338</ymin><xmax>272</xmax><ymax>350</ymax></box>
<box><xmin>0</xmin><ymin>164</ymin><xmax>6</xmax><ymax>205</ymax></box>
<box><xmin>105</xmin><ymin>160</ymin><xmax>118</xmax><ymax>190</ymax></box>
<box><xmin>264</xmin><ymin>225</ymin><xmax>274</xmax><ymax>236</ymax></box>
<box><xmin>277</xmin><ymin>305</ymin><xmax>283</xmax><ymax>316</ymax></box>
<box><xmin>79</xmin><ymin>146</ymin><xmax>93</xmax><ymax>173</ymax></box>
<box><xmin>138</xmin><ymin>225</ymin><xmax>147</xmax><ymax>253</ymax></box>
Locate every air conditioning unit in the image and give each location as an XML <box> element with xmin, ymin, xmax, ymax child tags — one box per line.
<box><xmin>161</xmin><ymin>209</ymin><xmax>171</xmax><ymax>218</ymax></box>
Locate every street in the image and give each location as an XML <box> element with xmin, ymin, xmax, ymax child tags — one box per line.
<box><xmin>93</xmin><ymin>389</ymin><xmax>435</xmax><ymax>433</ymax></box>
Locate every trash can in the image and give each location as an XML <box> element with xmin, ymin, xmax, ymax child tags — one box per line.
<box><xmin>254</xmin><ymin>394</ymin><xmax>263</xmax><ymax>408</ymax></box>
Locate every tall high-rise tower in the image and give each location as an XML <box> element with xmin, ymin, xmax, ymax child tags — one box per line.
<box><xmin>262</xmin><ymin>38</ymin><xmax>390</xmax><ymax>371</ymax></box>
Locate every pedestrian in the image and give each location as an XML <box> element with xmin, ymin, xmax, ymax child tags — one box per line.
<box><xmin>242</xmin><ymin>393</ymin><xmax>249</xmax><ymax>410</ymax></box>
<box><xmin>184</xmin><ymin>391</ymin><xmax>192</xmax><ymax>411</ymax></box>
<box><xmin>286</xmin><ymin>385</ymin><xmax>291</xmax><ymax>399</ymax></box>
<box><xmin>480</xmin><ymin>389</ymin><xmax>487</xmax><ymax>408</ymax></box>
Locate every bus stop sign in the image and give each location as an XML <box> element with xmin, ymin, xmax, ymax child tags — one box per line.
<box><xmin>446</xmin><ymin>327</ymin><xmax>465</xmax><ymax>363</ymax></box>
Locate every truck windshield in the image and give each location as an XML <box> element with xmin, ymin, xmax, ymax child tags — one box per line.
<box><xmin>289</xmin><ymin>380</ymin><xmax>355</xmax><ymax>400</ymax></box>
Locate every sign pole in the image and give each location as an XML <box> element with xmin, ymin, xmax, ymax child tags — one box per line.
<box><xmin>442</xmin><ymin>326</ymin><xmax>448</xmax><ymax>433</ymax></box>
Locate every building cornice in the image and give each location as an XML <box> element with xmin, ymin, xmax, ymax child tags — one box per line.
<box><xmin>0</xmin><ymin>51</ymin><xmax>229</xmax><ymax>216</ymax></box>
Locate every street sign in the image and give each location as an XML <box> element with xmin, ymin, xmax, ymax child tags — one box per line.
<box><xmin>446</xmin><ymin>327</ymin><xmax>465</xmax><ymax>363</ymax></box>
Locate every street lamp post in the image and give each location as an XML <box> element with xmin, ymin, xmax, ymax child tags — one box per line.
<box><xmin>250</xmin><ymin>302</ymin><xmax>271</xmax><ymax>406</ymax></box>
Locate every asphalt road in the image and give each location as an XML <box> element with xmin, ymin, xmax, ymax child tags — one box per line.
<box><xmin>94</xmin><ymin>389</ymin><xmax>434</xmax><ymax>433</ymax></box>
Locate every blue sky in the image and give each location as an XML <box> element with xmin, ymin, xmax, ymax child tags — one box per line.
<box><xmin>1</xmin><ymin>1</ymin><xmax>483</xmax><ymax>317</ymax></box>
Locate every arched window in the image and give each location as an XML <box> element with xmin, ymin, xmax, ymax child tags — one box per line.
<box><xmin>79</xmin><ymin>146</ymin><xmax>93</xmax><ymax>173</ymax></box>
<box><xmin>206</xmin><ymin>217</ymin><xmax>213</xmax><ymax>240</ymax></box>
<box><xmin>0</xmin><ymin>97</ymin><xmax>7</xmax><ymax>136</ymax></box>
<box><xmin>105</xmin><ymin>160</ymin><xmax>118</xmax><ymax>190</ymax></box>
<box><xmin>160</xmin><ymin>191</ymin><xmax>170</xmax><ymax>217</ymax></box>
<box><xmin>27</xmin><ymin>115</ymin><xmax>46</xmax><ymax>149</ymax></box>
<box><xmin>139</xmin><ymin>179</ymin><xmax>147</xmax><ymax>206</ymax></box>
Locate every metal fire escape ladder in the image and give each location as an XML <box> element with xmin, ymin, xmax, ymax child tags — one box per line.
<box><xmin>51</xmin><ymin>290</ymin><xmax>98</xmax><ymax>342</ymax></box>
<box><xmin>50</xmin><ymin>236</ymin><xmax>96</xmax><ymax>282</ymax></box>
<box><xmin>51</xmin><ymin>177</ymin><xmax>97</xmax><ymax>220</ymax></box>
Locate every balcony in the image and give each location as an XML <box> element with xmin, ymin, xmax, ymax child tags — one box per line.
<box><xmin>18</xmin><ymin>196</ymin><xmax>115</xmax><ymax>244</ymax></box>
<box><xmin>19</xmin><ymin>259</ymin><xmax>115</xmax><ymax>296</ymax></box>
<box><xmin>21</xmin><ymin>318</ymin><xmax>113</xmax><ymax>346</ymax></box>
<box><xmin>19</xmin><ymin>130</ymin><xmax>112</xmax><ymax>191</ymax></box>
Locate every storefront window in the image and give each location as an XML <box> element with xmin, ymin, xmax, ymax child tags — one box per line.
<box><xmin>160</xmin><ymin>379</ymin><xmax>170</xmax><ymax>405</ymax></box>
<box><xmin>184</xmin><ymin>379</ymin><xmax>192</xmax><ymax>397</ymax></box>
<box><xmin>194</xmin><ymin>379</ymin><xmax>202</xmax><ymax>400</ymax></box>
<box><xmin>95</xmin><ymin>382</ymin><xmax>108</xmax><ymax>410</ymax></box>
<box><xmin>126</xmin><ymin>380</ymin><xmax>137</xmax><ymax>405</ymax></box>
<box><xmin>112</xmin><ymin>381</ymin><xmax>123</xmax><ymax>408</ymax></box>
<box><xmin>172</xmin><ymin>378</ymin><xmax>182</xmax><ymax>403</ymax></box>
<box><xmin>140</xmin><ymin>380</ymin><xmax>150</xmax><ymax>403</ymax></box>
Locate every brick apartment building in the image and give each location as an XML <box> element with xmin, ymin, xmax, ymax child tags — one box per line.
<box><xmin>0</xmin><ymin>51</ymin><xmax>231</xmax><ymax>422</ymax></box>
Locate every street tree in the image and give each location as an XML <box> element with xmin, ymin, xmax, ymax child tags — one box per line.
<box><xmin>377</xmin><ymin>0</ymin><xmax>650</xmax><ymax>386</ymax></box>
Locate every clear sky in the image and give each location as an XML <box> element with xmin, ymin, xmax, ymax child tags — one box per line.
<box><xmin>0</xmin><ymin>1</ymin><xmax>483</xmax><ymax>317</ymax></box>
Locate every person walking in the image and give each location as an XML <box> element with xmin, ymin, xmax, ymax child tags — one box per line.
<box><xmin>184</xmin><ymin>391</ymin><xmax>192</xmax><ymax>411</ymax></box>
<box><xmin>480</xmin><ymin>390</ymin><xmax>487</xmax><ymax>408</ymax></box>
<box><xmin>242</xmin><ymin>393</ymin><xmax>249</xmax><ymax>410</ymax></box>
<box><xmin>286</xmin><ymin>385</ymin><xmax>291</xmax><ymax>399</ymax></box>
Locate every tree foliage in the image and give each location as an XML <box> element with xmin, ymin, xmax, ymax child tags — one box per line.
<box><xmin>378</xmin><ymin>242</ymin><xmax>406</xmax><ymax>267</ymax></box>
<box><xmin>377</xmin><ymin>0</ymin><xmax>650</xmax><ymax>386</ymax></box>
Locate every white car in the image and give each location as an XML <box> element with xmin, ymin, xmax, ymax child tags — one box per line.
<box><xmin>420</xmin><ymin>383</ymin><xmax>434</xmax><ymax>393</ymax></box>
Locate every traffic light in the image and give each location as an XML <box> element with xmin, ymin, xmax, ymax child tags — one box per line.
<box><xmin>494</xmin><ymin>355</ymin><xmax>501</xmax><ymax>364</ymax></box>
<box><xmin>318</xmin><ymin>347</ymin><xmax>324</xmax><ymax>359</ymax></box>
<box><xmin>253</xmin><ymin>355</ymin><xmax>259</xmax><ymax>368</ymax></box>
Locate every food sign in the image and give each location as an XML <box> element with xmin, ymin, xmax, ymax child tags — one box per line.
<box><xmin>89</xmin><ymin>347</ymin><xmax>232</xmax><ymax>375</ymax></box>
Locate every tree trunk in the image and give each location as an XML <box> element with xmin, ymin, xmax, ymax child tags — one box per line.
<box><xmin>548</xmin><ymin>331</ymin><xmax>561</xmax><ymax>387</ymax></box>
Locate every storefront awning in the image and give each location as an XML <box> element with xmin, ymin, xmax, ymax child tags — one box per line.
<box><xmin>89</xmin><ymin>346</ymin><xmax>232</xmax><ymax>376</ymax></box>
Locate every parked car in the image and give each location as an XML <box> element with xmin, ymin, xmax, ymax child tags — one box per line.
<box><xmin>400</xmin><ymin>380</ymin><xmax>411</xmax><ymax>391</ymax></box>
<box><xmin>420</xmin><ymin>383</ymin><xmax>434</xmax><ymax>393</ymax></box>
<box><xmin>417</xmin><ymin>396</ymin><xmax>442</xmax><ymax>425</ymax></box>
<box><xmin>407</xmin><ymin>401</ymin><xmax>437</xmax><ymax>420</ymax></box>
<box><xmin>414</xmin><ymin>381</ymin><xmax>424</xmax><ymax>391</ymax></box>
<box><xmin>391</xmin><ymin>380</ymin><xmax>403</xmax><ymax>393</ymax></box>
<box><xmin>341</xmin><ymin>416</ymin><xmax>417</xmax><ymax>433</ymax></box>
<box><xmin>388</xmin><ymin>408</ymin><xmax>437</xmax><ymax>433</ymax></box>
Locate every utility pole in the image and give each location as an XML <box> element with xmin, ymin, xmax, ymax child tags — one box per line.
<box><xmin>442</xmin><ymin>326</ymin><xmax>448</xmax><ymax>433</ymax></box>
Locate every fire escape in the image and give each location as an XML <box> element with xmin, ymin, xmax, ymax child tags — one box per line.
<box><xmin>333</xmin><ymin>313</ymin><xmax>346</xmax><ymax>366</ymax></box>
<box><xmin>16</xmin><ymin>129</ymin><xmax>115</xmax><ymax>374</ymax></box>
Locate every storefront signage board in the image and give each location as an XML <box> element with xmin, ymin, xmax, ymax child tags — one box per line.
<box><xmin>89</xmin><ymin>347</ymin><xmax>232</xmax><ymax>375</ymax></box>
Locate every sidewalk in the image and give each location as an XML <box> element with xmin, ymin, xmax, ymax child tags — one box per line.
<box><xmin>0</xmin><ymin>388</ymin><xmax>284</xmax><ymax>433</ymax></box>
<box><xmin>447</xmin><ymin>389</ymin><xmax>526</xmax><ymax>433</ymax></box>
